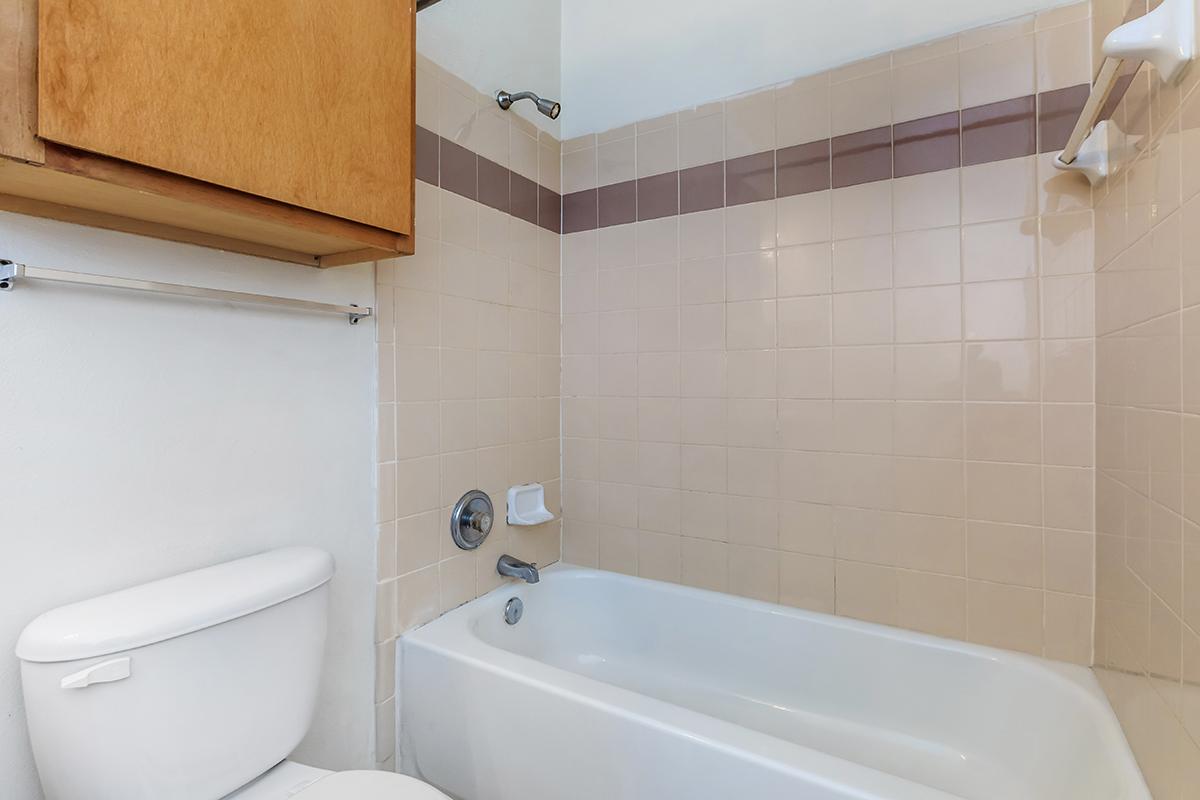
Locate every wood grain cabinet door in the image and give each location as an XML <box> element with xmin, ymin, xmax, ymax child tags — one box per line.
<box><xmin>37</xmin><ymin>0</ymin><xmax>413</xmax><ymax>235</ymax></box>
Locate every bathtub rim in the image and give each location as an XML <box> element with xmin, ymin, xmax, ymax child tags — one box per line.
<box><xmin>398</xmin><ymin>563</ymin><xmax>1150</xmax><ymax>800</ymax></box>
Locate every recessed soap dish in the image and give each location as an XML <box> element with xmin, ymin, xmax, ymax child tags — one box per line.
<box><xmin>507</xmin><ymin>483</ymin><xmax>555</xmax><ymax>526</ymax></box>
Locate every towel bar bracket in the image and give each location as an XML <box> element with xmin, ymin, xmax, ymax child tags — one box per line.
<box><xmin>0</xmin><ymin>260</ymin><xmax>16</xmax><ymax>291</ymax></box>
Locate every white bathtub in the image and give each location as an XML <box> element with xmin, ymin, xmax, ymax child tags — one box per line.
<box><xmin>399</xmin><ymin>565</ymin><xmax>1148</xmax><ymax>800</ymax></box>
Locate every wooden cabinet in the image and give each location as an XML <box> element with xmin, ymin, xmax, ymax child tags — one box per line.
<box><xmin>0</xmin><ymin>0</ymin><xmax>414</xmax><ymax>266</ymax></box>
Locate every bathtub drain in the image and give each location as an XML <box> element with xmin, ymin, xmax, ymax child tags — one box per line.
<box><xmin>504</xmin><ymin>597</ymin><xmax>523</xmax><ymax>625</ymax></box>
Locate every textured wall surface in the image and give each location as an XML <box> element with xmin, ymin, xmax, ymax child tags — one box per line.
<box><xmin>1092</xmin><ymin>0</ymin><xmax>1200</xmax><ymax>796</ymax></box>
<box><xmin>558</xmin><ymin>5</ymin><xmax>1099</xmax><ymax>662</ymax></box>
<box><xmin>374</xmin><ymin>56</ymin><xmax>563</xmax><ymax>769</ymax></box>
<box><xmin>0</xmin><ymin>216</ymin><xmax>378</xmax><ymax>798</ymax></box>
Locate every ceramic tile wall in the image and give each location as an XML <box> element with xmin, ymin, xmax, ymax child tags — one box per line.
<box><xmin>373</xmin><ymin>56</ymin><xmax>563</xmax><ymax>769</ymax></box>
<box><xmin>1091</xmin><ymin>1</ymin><xmax>1200</xmax><ymax>796</ymax></box>
<box><xmin>559</xmin><ymin>6</ymin><xmax>1098</xmax><ymax>662</ymax></box>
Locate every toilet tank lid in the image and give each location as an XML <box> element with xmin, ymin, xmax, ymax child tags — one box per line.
<box><xmin>16</xmin><ymin>547</ymin><xmax>335</xmax><ymax>663</ymax></box>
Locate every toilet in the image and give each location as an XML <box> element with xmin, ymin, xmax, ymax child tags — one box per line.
<box><xmin>15</xmin><ymin>547</ymin><xmax>449</xmax><ymax>800</ymax></box>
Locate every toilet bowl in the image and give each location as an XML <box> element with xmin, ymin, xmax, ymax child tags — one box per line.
<box><xmin>16</xmin><ymin>547</ymin><xmax>449</xmax><ymax>800</ymax></box>
<box><xmin>227</xmin><ymin>761</ymin><xmax>449</xmax><ymax>799</ymax></box>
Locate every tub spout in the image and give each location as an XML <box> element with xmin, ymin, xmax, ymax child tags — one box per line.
<box><xmin>497</xmin><ymin>554</ymin><xmax>540</xmax><ymax>584</ymax></box>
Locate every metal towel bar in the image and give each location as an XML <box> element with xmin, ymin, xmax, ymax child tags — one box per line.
<box><xmin>0</xmin><ymin>259</ymin><xmax>372</xmax><ymax>325</ymax></box>
<box><xmin>1055</xmin><ymin>0</ymin><xmax>1195</xmax><ymax>183</ymax></box>
<box><xmin>1056</xmin><ymin>56</ymin><xmax>1123</xmax><ymax>167</ymax></box>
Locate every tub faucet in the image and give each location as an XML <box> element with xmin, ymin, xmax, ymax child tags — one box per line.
<box><xmin>497</xmin><ymin>554</ymin><xmax>540</xmax><ymax>584</ymax></box>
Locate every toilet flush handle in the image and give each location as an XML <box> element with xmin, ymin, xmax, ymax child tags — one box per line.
<box><xmin>60</xmin><ymin>657</ymin><xmax>131</xmax><ymax>689</ymax></box>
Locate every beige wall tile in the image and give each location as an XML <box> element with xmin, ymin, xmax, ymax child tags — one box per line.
<box><xmin>562</xmin><ymin>145</ymin><xmax>597</xmax><ymax>194</ymax></box>
<box><xmin>959</xmin><ymin>32</ymin><xmax>1035</xmax><ymax>108</ymax></box>
<box><xmin>780</xmin><ymin>553</ymin><xmax>836</xmax><ymax>612</ymax></box>
<box><xmin>597</xmin><ymin>135</ymin><xmax>635</xmax><ymax>186</ymax></box>
<box><xmin>898</xmin><ymin>571</ymin><xmax>968</xmax><ymax>639</ymax></box>
<box><xmin>729</xmin><ymin>545</ymin><xmax>780</xmax><ymax>602</ymax></box>
<box><xmin>636</xmin><ymin>124</ymin><xmax>678</xmax><ymax>179</ymax></box>
<box><xmin>968</xmin><ymin>580</ymin><xmax>1044</xmax><ymax>655</ymax></box>
<box><xmin>779</xmin><ymin>243</ymin><xmax>833</xmax><ymax>297</ymax></box>
<box><xmin>831</xmin><ymin>70</ymin><xmax>892</xmax><ymax>136</ymax></box>
<box><xmin>832</xmin><ymin>235</ymin><xmax>892</xmax><ymax>292</ymax></box>
<box><xmin>638</xmin><ymin>531</ymin><xmax>682</xmax><ymax>582</ymax></box>
<box><xmin>965</xmin><ymin>403</ymin><xmax>1042</xmax><ymax>463</ymax></box>
<box><xmin>964</xmin><ymin>279</ymin><xmax>1040</xmax><ymax>340</ymax></box>
<box><xmin>833</xmin><ymin>291</ymin><xmax>893</xmax><ymax>345</ymax></box>
<box><xmin>962</xmin><ymin>157</ymin><xmax>1038</xmax><ymax>224</ymax></box>
<box><xmin>894</xmin><ymin>228</ymin><xmax>962</xmax><ymax>287</ymax></box>
<box><xmin>776</xmin><ymin>75</ymin><xmax>831</xmax><ymax>148</ymax></box>
<box><xmin>1044</xmin><ymin>591</ymin><xmax>1093</xmax><ymax>664</ymax></box>
<box><xmin>1040</xmin><ymin>211</ymin><xmax>1094</xmax><ymax>276</ymax></box>
<box><xmin>967</xmin><ymin>461</ymin><xmax>1043</xmax><ymax>525</ymax></box>
<box><xmin>599</xmin><ymin>525</ymin><xmax>639</xmax><ymax>574</ymax></box>
<box><xmin>893</xmin><ymin>457</ymin><xmax>964</xmax><ymax>518</ymax></box>
<box><xmin>836</xmin><ymin>560</ymin><xmax>899</xmax><ymax>626</ymax></box>
<box><xmin>1036</xmin><ymin>19</ymin><xmax>1091</xmax><ymax>93</ymax></box>
<box><xmin>679</xmin><ymin>110</ymin><xmax>725</xmax><ymax>170</ymax></box>
<box><xmin>832</xmin><ymin>182</ymin><xmax>893</xmax><ymax>239</ymax></box>
<box><xmin>959</xmin><ymin>15</ymin><xmax>1033</xmax><ymax>50</ymax></box>
<box><xmin>966</xmin><ymin>341</ymin><xmax>1040</xmax><ymax>401</ymax></box>
<box><xmin>895</xmin><ymin>343</ymin><xmax>963</xmax><ymax>400</ymax></box>
<box><xmin>681</xmin><ymin>537</ymin><xmax>729</xmax><ymax>592</ymax></box>
<box><xmin>967</xmin><ymin>521</ymin><xmax>1043</xmax><ymax>587</ymax></box>
<box><xmin>893</xmin><ymin>402</ymin><xmax>963</xmax><ymax>458</ymax></box>
<box><xmin>893</xmin><ymin>35</ymin><xmax>958</xmax><ymax>66</ymax></box>
<box><xmin>962</xmin><ymin>219</ymin><xmax>1038</xmax><ymax>282</ymax></box>
<box><xmin>779</xmin><ymin>296</ymin><xmax>832</xmax><ymax>348</ymax></box>
<box><xmin>725</xmin><ymin>89</ymin><xmax>776</xmax><ymax>159</ymax></box>
<box><xmin>546</xmin><ymin>14</ymin><xmax>1100</xmax><ymax>675</ymax></box>
<box><xmin>893</xmin><ymin>170</ymin><xmax>961</xmax><ymax>233</ymax></box>
<box><xmin>1042</xmin><ymin>404</ymin><xmax>1094</xmax><ymax>467</ymax></box>
<box><xmin>726</xmin><ymin>200</ymin><xmax>778</xmax><ymax>252</ymax></box>
<box><xmin>778</xmin><ymin>192</ymin><xmax>832</xmax><ymax>247</ymax></box>
<box><xmin>893</xmin><ymin>53</ymin><xmax>959</xmax><ymax>123</ymax></box>
<box><xmin>895</xmin><ymin>285</ymin><xmax>962</xmax><ymax>343</ymax></box>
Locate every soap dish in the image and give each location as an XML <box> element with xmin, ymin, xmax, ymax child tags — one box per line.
<box><xmin>507</xmin><ymin>483</ymin><xmax>555</xmax><ymax>526</ymax></box>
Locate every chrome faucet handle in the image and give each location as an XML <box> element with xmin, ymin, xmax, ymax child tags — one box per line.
<box><xmin>451</xmin><ymin>490</ymin><xmax>494</xmax><ymax>550</ymax></box>
<box><xmin>467</xmin><ymin>510</ymin><xmax>492</xmax><ymax>535</ymax></box>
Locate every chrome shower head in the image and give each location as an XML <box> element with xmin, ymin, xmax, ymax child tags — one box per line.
<box><xmin>496</xmin><ymin>90</ymin><xmax>561</xmax><ymax>120</ymax></box>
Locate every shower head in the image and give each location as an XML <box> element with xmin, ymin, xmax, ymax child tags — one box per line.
<box><xmin>496</xmin><ymin>90</ymin><xmax>561</xmax><ymax>120</ymax></box>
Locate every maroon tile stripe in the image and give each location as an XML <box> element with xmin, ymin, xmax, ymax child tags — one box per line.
<box><xmin>415</xmin><ymin>125</ymin><xmax>563</xmax><ymax>234</ymax></box>
<box><xmin>1039</xmin><ymin>84</ymin><xmax>1092</xmax><ymax>154</ymax></box>
<box><xmin>777</xmin><ymin>139</ymin><xmax>831</xmax><ymax>197</ymax></box>
<box><xmin>894</xmin><ymin>112</ymin><xmax>960</xmax><ymax>179</ymax></box>
<box><xmin>598</xmin><ymin>180</ymin><xmax>637</xmax><ymax>227</ymax></box>
<box><xmin>726</xmin><ymin>151</ymin><xmax>777</xmax><ymax>206</ymax></box>
<box><xmin>832</xmin><ymin>126</ymin><xmax>892</xmax><ymax>188</ymax></box>
<box><xmin>679</xmin><ymin>163</ymin><xmax>724</xmax><ymax>214</ymax></box>
<box><xmin>559</xmin><ymin>84</ymin><xmax>1089</xmax><ymax>234</ymax></box>
<box><xmin>414</xmin><ymin>83</ymin><xmax>1090</xmax><ymax>238</ymax></box>
<box><xmin>962</xmin><ymin>95</ymin><xmax>1036</xmax><ymax>166</ymax></box>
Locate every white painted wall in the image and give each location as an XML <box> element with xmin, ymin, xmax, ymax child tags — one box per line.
<box><xmin>561</xmin><ymin>0</ymin><xmax>1078</xmax><ymax>136</ymax></box>
<box><xmin>0</xmin><ymin>215</ymin><xmax>378</xmax><ymax>799</ymax></box>
<box><xmin>417</xmin><ymin>0</ymin><xmax>562</xmax><ymax>136</ymax></box>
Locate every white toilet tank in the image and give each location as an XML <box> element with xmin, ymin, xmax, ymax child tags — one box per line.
<box><xmin>16</xmin><ymin>547</ymin><xmax>335</xmax><ymax>800</ymax></box>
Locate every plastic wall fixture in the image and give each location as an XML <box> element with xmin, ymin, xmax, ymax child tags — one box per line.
<box><xmin>506</xmin><ymin>484</ymin><xmax>554</xmax><ymax>526</ymax></box>
<box><xmin>1053</xmin><ymin>120</ymin><xmax>1141</xmax><ymax>185</ymax></box>
<box><xmin>1103</xmin><ymin>0</ymin><xmax>1195</xmax><ymax>84</ymax></box>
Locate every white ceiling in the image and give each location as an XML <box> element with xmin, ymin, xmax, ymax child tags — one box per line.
<box><xmin>560</xmin><ymin>0</ymin><xmax>1079</xmax><ymax>136</ymax></box>
<box><xmin>417</xmin><ymin>0</ymin><xmax>563</xmax><ymax>136</ymax></box>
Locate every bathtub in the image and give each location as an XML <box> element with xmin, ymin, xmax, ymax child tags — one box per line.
<box><xmin>398</xmin><ymin>565</ymin><xmax>1149</xmax><ymax>800</ymax></box>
